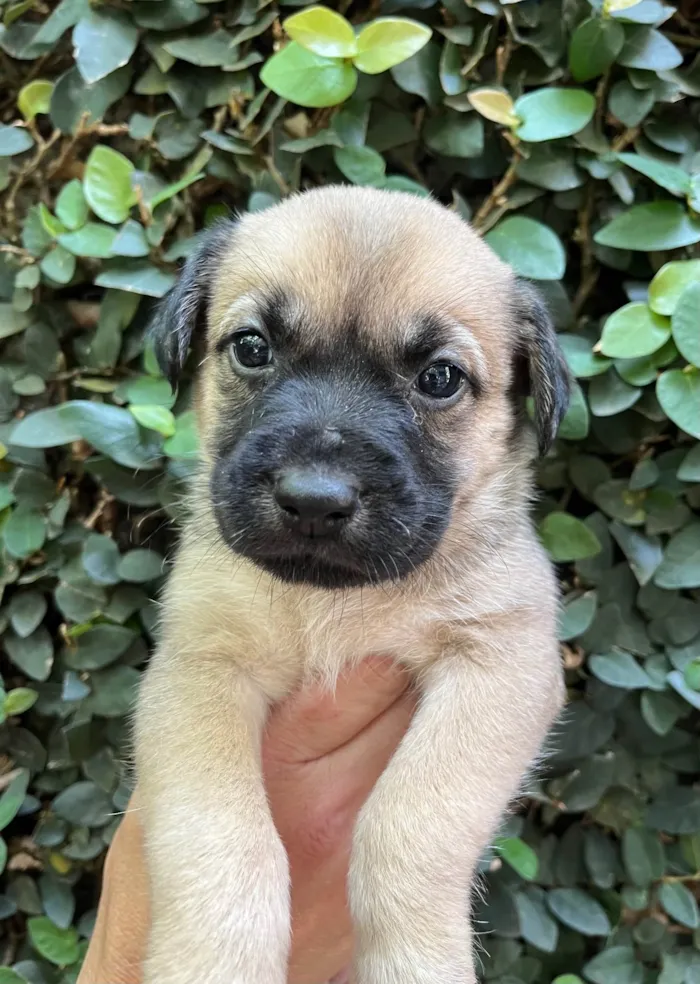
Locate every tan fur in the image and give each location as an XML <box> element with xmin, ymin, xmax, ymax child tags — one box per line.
<box><xmin>135</xmin><ymin>186</ymin><xmax>565</xmax><ymax>984</ymax></box>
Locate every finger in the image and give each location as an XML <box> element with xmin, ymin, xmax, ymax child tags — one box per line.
<box><xmin>284</xmin><ymin>691</ymin><xmax>416</xmax><ymax>984</ymax></box>
<box><xmin>265</xmin><ymin>657</ymin><xmax>412</xmax><ymax>764</ymax></box>
<box><xmin>76</xmin><ymin>802</ymin><xmax>149</xmax><ymax>984</ymax></box>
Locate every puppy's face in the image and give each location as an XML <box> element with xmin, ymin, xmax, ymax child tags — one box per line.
<box><xmin>152</xmin><ymin>187</ymin><xmax>569</xmax><ymax>589</ymax></box>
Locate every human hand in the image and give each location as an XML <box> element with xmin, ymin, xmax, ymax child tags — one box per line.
<box><xmin>77</xmin><ymin>658</ymin><xmax>415</xmax><ymax>984</ymax></box>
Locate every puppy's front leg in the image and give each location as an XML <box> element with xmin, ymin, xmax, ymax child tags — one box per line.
<box><xmin>350</xmin><ymin>616</ymin><xmax>564</xmax><ymax>984</ymax></box>
<box><xmin>135</xmin><ymin>651</ymin><xmax>289</xmax><ymax>984</ymax></box>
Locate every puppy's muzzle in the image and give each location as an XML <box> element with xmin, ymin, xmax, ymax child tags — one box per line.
<box><xmin>274</xmin><ymin>467</ymin><xmax>359</xmax><ymax>539</ymax></box>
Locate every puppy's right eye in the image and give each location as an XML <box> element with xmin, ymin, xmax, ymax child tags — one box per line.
<box><xmin>230</xmin><ymin>330</ymin><xmax>273</xmax><ymax>370</ymax></box>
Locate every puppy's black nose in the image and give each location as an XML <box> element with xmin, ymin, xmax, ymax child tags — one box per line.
<box><xmin>274</xmin><ymin>468</ymin><xmax>358</xmax><ymax>538</ymax></box>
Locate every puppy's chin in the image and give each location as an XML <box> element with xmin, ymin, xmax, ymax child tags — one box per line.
<box><xmin>244</xmin><ymin>552</ymin><xmax>378</xmax><ymax>590</ymax></box>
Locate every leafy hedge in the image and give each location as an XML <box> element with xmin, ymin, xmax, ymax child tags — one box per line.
<box><xmin>1</xmin><ymin>0</ymin><xmax>700</xmax><ymax>978</ymax></box>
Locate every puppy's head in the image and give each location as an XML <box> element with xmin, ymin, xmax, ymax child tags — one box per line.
<box><xmin>151</xmin><ymin>187</ymin><xmax>569</xmax><ymax>589</ymax></box>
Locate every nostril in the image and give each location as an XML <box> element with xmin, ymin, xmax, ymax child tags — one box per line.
<box><xmin>274</xmin><ymin>468</ymin><xmax>359</xmax><ymax>535</ymax></box>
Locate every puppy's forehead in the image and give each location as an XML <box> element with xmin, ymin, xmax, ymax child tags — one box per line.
<box><xmin>208</xmin><ymin>187</ymin><xmax>514</xmax><ymax>354</ymax></box>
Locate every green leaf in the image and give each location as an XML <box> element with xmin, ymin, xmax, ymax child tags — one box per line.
<box><xmin>656</xmin><ymin>368</ymin><xmax>700</xmax><ymax>439</ymax></box>
<box><xmin>622</xmin><ymin>828</ymin><xmax>665</xmax><ymax>886</ymax></box>
<box><xmin>162</xmin><ymin>29</ymin><xmax>237</xmax><ymax>67</ymax></box>
<box><xmin>129</xmin><ymin>403</ymin><xmax>175</xmax><ymax>435</ymax></box>
<box><xmin>260</xmin><ymin>42</ymin><xmax>357</xmax><ymax>108</ymax></box>
<box><xmin>423</xmin><ymin>113</ymin><xmax>483</xmax><ymax>158</ymax></box>
<box><xmin>671</xmin><ymin>283</ymin><xmax>700</xmax><ymax>367</ymax></box>
<box><xmin>588</xmin><ymin>371</ymin><xmax>640</xmax><ymax>417</ymax></box>
<box><xmin>0</xmin><ymin>969</ymin><xmax>27</xmax><ymax>983</ymax></box>
<box><xmin>584</xmin><ymin>946</ymin><xmax>644</xmax><ymax>984</ymax></box>
<box><xmin>55</xmin><ymin>179</ymin><xmax>89</xmax><ymax>231</ymax></box>
<box><xmin>354</xmin><ymin>17</ymin><xmax>432</xmax><ymax>75</ymax></box>
<box><xmin>617</xmin><ymin>153</ymin><xmax>690</xmax><ymax>197</ymax></box>
<box><xmin>83</xmin><ymin>533</ymin><xmax>121</xmax><ymax>585</ymax></box>
<box><xmin>59</xmin><ymin>222</ymin><xmax>117</xmax><ymax>258</ymax></box>
<box><xmin>649</xmin><ymin>260</ymin><xmax>700</xmax><ymax>316</ymax></box>
<box><xmin>333</xmin><ymin>146</ymin><xmax>386</xmax><ymax>185</ymax></box>
<box><xmin>3</xmin><ymin>507</ymin><xmax>46</xmax><ymax>559</ymax></box>
<box><xmin>40</xmin><ymin>245</ymin><xmax>76</xmax><ymax>284</ymax></box>
<box><xmin>50</xmin><ymin>65</ymin><xmax>132</xmax><ymax>135</ymax></box>
<box><xmin>0</xmin><ymin>124</ymin><xmax>34</xmax><ymax>157</ymax></box>
<box><xmin>83</xmin><ymin>145</ymin><xmax>136</xmax><ymax>225</ymax></box>
<box><xmin>4</xmin><ymin>628</ymin><xmax>53</xmax><ymax>681</ymax></box>
<box><xmin>73</xmin><ymin>10</ymin><xmax>138</xmax><ymax>84</ymax></box>
<box><xmin>654</xmin><ymin>522</ymin><xmax>700</xmax><ymax>589</ymax></box>
<box><xmin>589</xmin><ymin>651</ymin><xmax>651</xmax><ymax>689</ymax></box>
<box><xmin>515</xmin><ymin>888</ymin><xmax>560</xmax><ymax>953</ymax></box>
<box><xmin>609</xmin><ymin>522</ymin><xmax>662</xmax><ymax>585</ymax></box>
<box><xmin>514</xmin><ymin>88</ymin><xmax>595</xmax><ymax>142</ymax></box>
<box><xmin>658</xmin><ymin>881</ymin><xmax>700</xmax><ymax>929</ymax></box>
<box><xmin>678</xmin><ymin>444</ymin><xmax>700</xmax><ymax>482</ymax></box>
<box><xmin>495</xmin><ymin>837</ymin><xmax>539</xmax><ymax>880</ymax></box>
<box><xmin>599</xmin><ymin>302</ymin><xmax>671</xmax><ymax>359</ymax></box>
<box><xmin>117</xmin><ymin>548</ymin><xmax>164</xmax><ymax>582</ymax></box>
<box><xmin>467</xmin><ymin>88</ymin><xmax>520</xmax><ymax>126</ymax></box>
<box><xmin>485</xmin><ymin>216</ymin><xmax>565</xmax><ymax>281</ymax></box>
<box><xmin>559</xmin><ymin>592</ymin><xmax>597</xmax><ymax>641</ymax></box>
<box><xmin>18</xmin><ymin>79</ymin><xmax>54</xmax><ymax>120</ymax></box>
<box><xmin>539</xmin><ymin>512</ymin><xmax>602</xmax><ymax>562</ymax></box>
<box><xmin>110</xmin><ymin>219</ymin><xmax>150</xmax><ymax>258</ymax></box>
<box><xmin>27</xmin><ymin>916</ymin><xmax>80</xmax><ymax>966</ymax></box>
<box><xmin>284</xmin><ymin>6</ymin><xmax>356</xmax><ymax>59</ymax></box>
<box><xmin>595</xmin><ymin>202</ymin><xmax>700</xmax><ymax>251</ymax></box>
<box><xmin>146</xmin><ymin>171</ymin><xmax>204</xmax><ymax>211</ymax></box>
<box><xmin>67</xmin><ymin>623</ymin><xmax>137</xmax><ymax>670</ymax></box>
<box><xmin>618</xmin><ymin>26</ymin><xmax>683</xmax><ymax>71</ymax></box>
<box><xmin>569</xmin><ymin>18</ymin><xmax>625</xmax><ymax>82</ymax></box>
<box><xmin>668</xmin><ymin>669</ymin><xmax>700</xmax><ymax>709</ymax></box>
<box><xmin>9</xmin><ymin>591</ymin><xmax>47</xmax><ymax>638</ymax></box>
<box><xmin>3</xmin><ymin>687</ymin><xmax>38</xmax><ymax>716</ymax></box>
<box><xmin>559</xmin><ymin>335</ymin><xmax>612</xmax><ymax>378</ymax></box>
<box><xmin>117</xmin><ymin>375</ymin><xmax>175</xmax><ymax>408</ymax></box>
<box><xmin>647</xmin><ymin>787</ymin><xmax>700</xmax><ymax>834</ymax></box>
<box><xmin>547</xmin><ymin>887</ymin><xmax>611</xmax><ymax>936</ymax></box>
<box><xmin>558</xmin><ymin>380</ymin><xmax>589</xmax><ymax>441</ymax></box>
<box><xmin>0</xmin><ymin>769</ymin><xmax>29</xmax><ymax>831</ymax></box>
<box><xmin>95</xmin><ymin>260</ymin><xmax>175</xmax><ymax>297</ymax></box>
<box><xmin>163</xmin><ymin>410</ymin><xmax>199</xmax><ymax>459</ymax></box>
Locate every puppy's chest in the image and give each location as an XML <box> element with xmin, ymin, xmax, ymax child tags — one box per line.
<box><xmin>263</xmin><ymin>590</ymin><xmax>440</xmax><ymax>687</ymax></box>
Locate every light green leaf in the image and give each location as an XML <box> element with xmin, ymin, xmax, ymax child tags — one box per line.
<box><xmin>117</xmin><ymin>548</ymin><xmax>164</xmax><ymax>582</ymax></box>
<box><xmin>609</xmin><ymin>521</ymin><xmax>663</xmax><ymax>585</ymax></box>
<box><xmin>130</xmin><ymin>403</ymin><xmax>176</xmax><ymax>436</ymax></box>
<box><xmin>495</xmin><ymin>836</ymin><xmax>539</xmax><ymax>880</ymax></box>
<box><xmin>599</xmin><ymin>302</ymin><xmax>671</xmax><ymax>359</ymax></box>
<box><xmin>0</xmin><ymin>769</ymin><xmax>30</xmax><ymax>831</ymax></box>
<box><xmin>595</xmin><ymin>202</ymin><xmax>700</xmax><ymax>251</ymax></box>
<box><xmin>333</xmin><ymin>146</ymin><xmax>386</xmax><ymax>185</ymax></box>
<box><xmin>656</xmin><ymin>368</ymin><xmax>700</xmax><ymax>439</ymax></box>
<box><xmin>485</xmin><ymin>216</ymin><xmax>565</xmax><ymax>281</ymax></box>
<box><xmin>618</xmin><ymin>26</ymin><xmax>683</xmax><ymax>71</ymax></box>
<box><xmin>658</xmin><ymin>881</ymin><xmax>699</xmax><ymax>928</ymax></box>
<box><xmin>617</xmin><ymin>153</ymin><xmax>690</xmax><ymax>197</ymax></box>
<box><xmin>95</xmin><ymin>260</ymin><xmax>176</xmax><ymax>297</ymax></box>
<box><xmin>589</xmin><ymin>651</ymin><xmax>651</xmax><ymax>688</ymax></box>
<box><xmin>83</xmin><ymin>145</ymin><xmax>136</xmax><ymax>224</ymax></box>
<box><xmin>59</xmin><ymin>222</ymin><xmax>117</xmax><ymax>258</ymax></box>
<box><xmin>558</xmin><ymin>592</ymin><xmax>597</xmax><ymax>641</ymax></box>
<box><xmin>654</xmin><ymin>523</ymin><xmax>700</xmax><ymax>589</ymax></box>
<box><xmin>649</xmin><ymin>260</ymin><xmax>700</xmax><ymax>316</ymax></box>
<box><xmin>3</xmin><ymin>687</ymin><xmax>38</xmax><ymax>717</ymax></box>
<box><xmin>73</xmin><ymin>9</ymin><xmax>138</xmax><ymax>84</ymax></box>
<box><xmin>260</xmin><ymin>42</ymin><xmax>357</xmax><ymax>108</ymax></box>
<box><xmin>40</xmin><ymin>245</ymin><xmax>76</xmax><ymax>285</ymax></box>
<box><xmin>467</xmin><ymin>87</ymin><xmax>520</xmax><ymax>125</ymax></box>
<box><xmin>514</xmin><ymin>88</ymin><xmax>595</xmax><ymax>142</ymax></box>
<box><xmin>354</xmin><ymin>17</ymin><xmax>432</xmax><ymax>75</ymax></box>
<box><xmin>111</xmin><ymin>219</ymin><xmax>150</xmax><ymax>258</ymax></box>
<box><xmin>558</xmin><ymin>380</ymin><xmax>589</xmax><ymax>440</ymax></box>
<box><xmin>671</xmin><ymin>283</ymin><xmax>700</xmax><ymax>367</ymax></box>
<box><xmin>28</xmin><ymin>916</ymin><xmax>80</xmax><ymax>966</ymax></box>
<box><xmin>3</xmin><ymin>508</ymin><xmax>46</xmax><ymax>559</ymax></box>
<box><xmin>163</xmin><ymin>410</ymin><xmax>199</xmax><ymax>459</ymax></box>
<box><xmin>0</xmin><ymin>123</ymin><xmax>34</xmax><ymax>157</ymax></box>
<box><xmin>18</xmin><ymin>79</ymin><xmax>54</xmax><ymax>120</ymax></box>
<box><xmin>56</xmin><ymin>179</ymin><xmax>89</xmax><ymax>230</ymax></box>
<box><xmin>539</xmin><ymin>512</ymin><xmax>602</xmax><ymax>562</ymax></box>
<box><xmin>584</xmin><ymin>946</ymin><xmax>643</xmax><ymax>984</ymax></box>
<box><xmin>284</xmin><ymin>6</ymin><xmax>356</xmax><ymax>59</ymax></box>
<box><xmin>559</xmin><ymin>335</ymin><xmax>612</xmax><ymax>378</ymax></box>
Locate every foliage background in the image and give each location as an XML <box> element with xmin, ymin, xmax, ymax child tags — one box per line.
<box><xmin>1</xmin><ymin>0</ymin><xmax>700</xmax><ymax>978</ymax></box>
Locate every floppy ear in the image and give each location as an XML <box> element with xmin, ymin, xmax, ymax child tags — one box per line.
<box><xmin>512</xmin><ymin>280</ymin><xmax>571</xmax><ymax>456</ymax></box>
<box><xmin>148</xmin><ymin>220</ymin><xmax>235</xmax><ymax>389</ymax></box>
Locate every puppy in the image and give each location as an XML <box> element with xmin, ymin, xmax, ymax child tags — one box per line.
<box><xmin>135</xmin><ymin>185</ymin><xmax>569</xmax><ymax>984</ymax></box>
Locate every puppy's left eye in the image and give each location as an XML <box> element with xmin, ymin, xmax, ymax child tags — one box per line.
<box><xmin>230</xmin><ymin>330</ymin><xmax>273</xmax><ymax>370</ymax></box>
<box><xmin>417</xmin><ymin>362</ymin><xmax>465</xmax><ymax>399</ymax></box>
